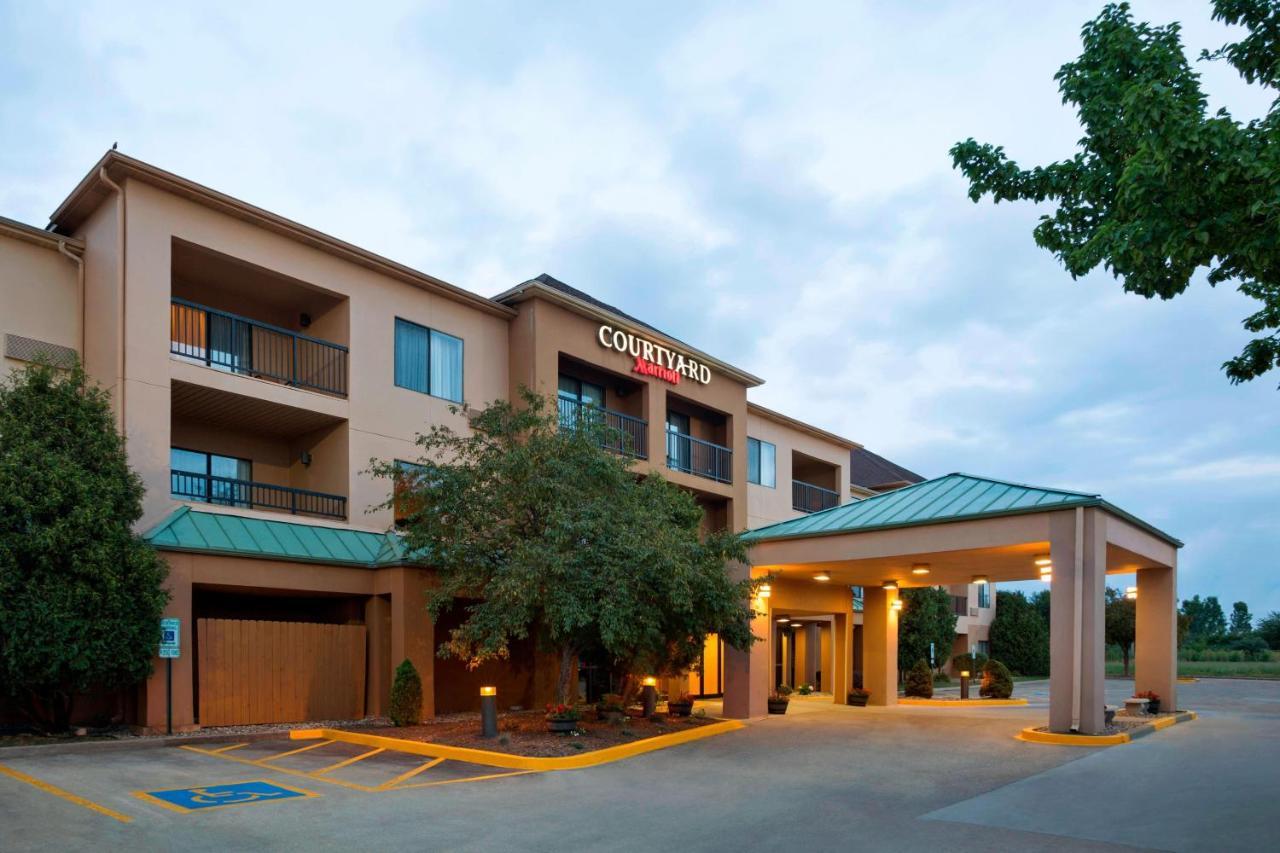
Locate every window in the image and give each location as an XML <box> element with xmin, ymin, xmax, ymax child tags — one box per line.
<box><xmin>557</xmin><ymin>375</ymin><xmax>604</xmax><ymax>407</ymax></box>
<box><xmin>392</xmin><ymin>459</ymin><xmax>430</xmax><ymax>526</ymax></box>
<box><xmin>394</xmin><ymin>318</ymin><xmax>463</xmax><ymax>402</ymax></box>
<box><xmin>975</xmin><ymin>640</ymin><xmax>991</xmax><ymax>658</ymax></box>
<box><xmin>746</xmin><ymin>437</ymin><xmax>776</xmax><ymax>487</ymax></box>
<box><xmin>666</xmin><ymin>411</ymin><xmax>692</xmax><ymax>472</ymax></box>
<box><xmin>977</xmin><ymin>582</ymin><xmax>991</xmax><ymax>608</ymax></box>
<box><xmin>170</xmin><ymin>447</ymin><xmax>252</xmax><ymax>507</ymax></box>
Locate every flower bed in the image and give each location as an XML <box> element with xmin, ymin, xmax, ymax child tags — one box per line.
<box><xmin>345</xmin><ymin>708</ymin><xmax>717</xmax><ymax>758</ymax></box>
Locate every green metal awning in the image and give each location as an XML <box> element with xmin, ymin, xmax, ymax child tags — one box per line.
<box><xmin>743</xmin><ymin>473</ymin><xmax>1182</xmax><ymax>547</ymax></box>
<box><xmin>143</xmin><ymin>506</ymin><xmax>417</xmax><ymax>567</ymax></box>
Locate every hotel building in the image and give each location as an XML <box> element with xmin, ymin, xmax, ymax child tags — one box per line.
<box><xmin>0</xmin><ymin>151</ymin><xmax>1181</xmax><ymax>735</ymax></box>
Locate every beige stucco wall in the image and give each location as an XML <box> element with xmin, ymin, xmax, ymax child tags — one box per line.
<box><xmin>0</xmin><ymin>230</ymin><xmax>82</xmax><ymax>379</ymax></box>
<box><xmin>73</xmin><ymin>177</ymin><xmax>510</xmax><ymax>530</ymax></box>
<box><xmin>745</xmin><ymin>409</ymin><xmax>848</xmax><ymax>530</ymax></box>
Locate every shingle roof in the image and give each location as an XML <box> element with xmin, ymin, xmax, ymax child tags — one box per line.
<box><xmin>144</xmin><ymin>506</ymin><xmax>415</xmax><ymax>567</ymax></box>
<box><xmin>744</xmin><ymin>472</ymin><xmax>1182</xmax><ymax>546</ymax></box>
<box><xmin>849</xmin><ymin>447</ymin><xmax>924</xmax><ymax>489</ymax></box>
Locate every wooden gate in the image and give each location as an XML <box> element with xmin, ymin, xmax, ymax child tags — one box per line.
<box><xmin>197</xmin><ymin>619</ymin><xmax>366</xmax><ymax>726</ymax></box>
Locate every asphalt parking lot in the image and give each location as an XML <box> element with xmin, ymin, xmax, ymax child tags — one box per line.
<box><xmin>1</xmin><ymin>678</ymin><xmax>1276</xmax><ymax>852</ymax></box>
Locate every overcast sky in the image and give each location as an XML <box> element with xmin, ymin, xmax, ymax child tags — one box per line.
<box><xmin>2</xmin><ymin>0</ymin><xmax>1277</xmax><ymax>615</ymax></box>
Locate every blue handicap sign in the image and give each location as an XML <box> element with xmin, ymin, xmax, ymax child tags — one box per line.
<box><xmin>145</xmin><ymin>780</ymin><xmax>310</xmax><ymax>811</ymax></box>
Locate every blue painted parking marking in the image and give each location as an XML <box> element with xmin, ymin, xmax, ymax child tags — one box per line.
<box><xmin>138</xmin><ymin>780</ymin><xmax>316</xmax><ymax>812</ymax></box>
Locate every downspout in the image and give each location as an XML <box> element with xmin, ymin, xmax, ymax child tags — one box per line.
<box><xmin>99</xmin><ymin>168</ymin><xmax>126</xmax><ymax>423</ymax></box>
<box><xmin>56</xmin><ymin>240</ymin><xmax>85</xmax><ymax>358</ymax></box>
<box><xmin>1072</xmin><ymin>506</ymin><xmax>1084</xmax><ymax>731</ymax></box>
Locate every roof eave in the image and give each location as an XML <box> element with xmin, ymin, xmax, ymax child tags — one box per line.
<box><xmin>746</xmin><ymin>401</ymin><xmax>861</xmax><ymax>450</ymax></box>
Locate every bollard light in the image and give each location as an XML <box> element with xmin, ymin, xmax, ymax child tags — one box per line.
<box><xmin>960</xmin><ymin>670</ymin><xmax>970</xmax><ymax>699</ymax></box>
<box><xmin>641</xmin><ymin>677</ymin><xmax>658</xmax><ymax>718</ymax></box>
<box><xmin>480</xmin><ymin>686</ymin><xmax>498</xmax><ymax>738</ymax></box>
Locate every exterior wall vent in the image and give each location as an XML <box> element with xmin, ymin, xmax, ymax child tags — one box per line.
<box><xmin>3</xmin><ymin>333</ymin><xmax>77</xmax><ymax>368</ymax></box>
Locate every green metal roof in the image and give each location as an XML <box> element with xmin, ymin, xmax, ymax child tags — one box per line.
<box><xmin>144</xmin><ymin>506</ymin><xmax>414</xmax><ymax>567</ymax></box>
<box><xmin>744</xmin><ymin>473</ymin><xmax>1182</xmax><ymax>547</ymax></box>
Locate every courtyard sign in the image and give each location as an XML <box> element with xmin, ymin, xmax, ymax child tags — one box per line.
<box><xmin>597</xmin><ymin>324</ymin><xmax>712</xmax><ymax>385</ymax></box>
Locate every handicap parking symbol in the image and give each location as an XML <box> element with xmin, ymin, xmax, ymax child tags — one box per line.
<box><xmin>143</xmin><ymin>780</ymin><xmax>315</xmax><ymax>812</ymax></box>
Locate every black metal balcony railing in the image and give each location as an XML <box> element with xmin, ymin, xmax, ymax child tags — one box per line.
<box><xmin>170</xmin><ymin>298</ymin><xmax>349</xmax><ymax>397</ymax></box>
<box><xmin>792</xmin><ymin>480</ymin><xmax>840</xmax><ymax>513</ymax></box>
<box><xmin>171</xmin><ymin>470</ymin><xmax>347</xmax><ymax>520</ymax></box>
<box><xmin>666</xmin><ymin>432</ymin><xmax>732</xmax><ymax>484</ymax></box>
<box><xmin>557</xmin><ymin>397</ymin><xmax>648</xmax><ymax>459</ymax></box>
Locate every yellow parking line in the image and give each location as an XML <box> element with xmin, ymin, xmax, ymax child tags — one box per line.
<box><xmin>210</xmin><ymin>743</ymin><xmax>249</xmax><ymax>754</ymax></box>
<box><xmin>379</xmin><ymin>757</ymin><xmax>446</xmax><ymax>789</ymax></box>
<box><xmin>395</xmin><ymin>769</ymin><xmax>539</xmax><ymax>791</ymax></box>
<box><xmin>259</xmin><ymin>740</ymin><xmax>335</xmax><ymax>761</ymax></box>
<box><xmin>0</xmin><ymin>762</ymin><xmax>133</xmax><ymax>824</ymax></box>
<box><xmin>180</xmin><ymin>745</ymin><xmax>375</xmax><ymax>793</ymax></box>
<box><xmin>315</xmin><ymin>748</ymin><xmax>385</xmax><ymax>775</ymax></box>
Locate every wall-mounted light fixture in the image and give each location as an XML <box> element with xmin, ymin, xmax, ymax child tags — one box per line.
<box><xmin>757</xmin><ymin>583</ymin><xmax>772</xmax><ymax>599</ymax></box>
<box><xmin>1034</xmin><ymin>555</ymin><xmax>1052</xmax><ymax>567</ymax></box>
<box><xmin>891</xmin><ymin>599</ymin><xmax>903</xmax><ymax>612</ymax></box>
<box><xmin>813</xmin><ymin>572</ymin><xmax>830</xmax><ymax>582</ymax></box>
<box><xmin>1125</xmin><ymin>586</ymin><xmax>1138</xmax><ymax>600</ymax></box>
<box><xmin>300</xmin><ymin>451</ymin><xmax>313</xmax><ymax>467</ymax></box>
<box><xmin>882</xmin><ymin>580</ymin><xmax>898</xmax><ymax>591</ymax></box>
<box><xmin>1040</xmin><ymin>572</ymin><xmax>1052</xmax><ymax>583</ymax></box>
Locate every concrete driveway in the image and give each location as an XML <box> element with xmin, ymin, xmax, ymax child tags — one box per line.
<box><xmin>1</xmin><ymin>679</ymin><xmax>1276</xmax><ymax>852</ymax></box>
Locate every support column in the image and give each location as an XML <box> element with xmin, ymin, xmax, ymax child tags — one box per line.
<box><xmin>1049</xmin><ymin>508</ymin><xmax>1107</xmax><ymax>734</ymax></box>
<box><xmin>723</xmin><ymin>562</ymin><xmax>769</xmax><ymax>718</ymax></box>
<box><xmin>1135</xmin><ymin>562</ymin><xmax>1178</xmax><ymax>713</ymax></box>
<box><xmin>862</xmin><ymin>585</ymin><xmax>898</xmax><ymax>706</ymax></box>
<box><xmin>364</xmin><ymin>594</ymin><xmax>391</xmax><ymax>717</ymax></box>
<box><xmin>388</xmin><ymin>567</ymin><xmax>434</xmax><ymax>720</ymax></box>
<box><xmin>141</xmin><ymin>553</ymin><xmax>195</xmax><ymax>732</ymax></box>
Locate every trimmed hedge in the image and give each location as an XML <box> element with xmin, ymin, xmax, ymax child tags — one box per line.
<box><xmin>389</xmin><ymin>658</ymin><xmax>423</xmax><ymax>726</ymax></box>
<box><xmin>904</xmin><ymin>659</ymin><xmax>934</xmax><ymax>698</ymax></box>
<box><xmin>980</xmin><ymin>659</ymin><xmax>1013</xmax><ymax>699</ymax></box>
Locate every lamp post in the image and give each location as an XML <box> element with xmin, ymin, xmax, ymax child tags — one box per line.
<box><xmin>960</xmin><ymin>670</ymin><xmax>970</xmax><ymax>700</ymax></box>
<box><xmin>480</xmin><ymin>686</ymin><xmax>498</xmax><ymax>738</ymax></box>
<box><xmin>641</xmin><ymin>676</ymin><xmax>658</xmax><ymax>718</ymax></box>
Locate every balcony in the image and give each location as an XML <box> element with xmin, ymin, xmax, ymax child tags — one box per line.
<box><xmin>170</xmin><ymin>298</ymin><xmax>349</xmax><ymax>398</ymax></box>
<box><xmin>667</xmin><ymin>432</ymin><xmax>732</xmax><ymax>484</ymax></box>
<box><xmin>793</xmin><ymin>480</ymin><xmax>840</xmax><ymax>514</ymax></box>
<box><xmin>171</xmin><ymin>470</ymin><xmax>347</xmax><ymax>520</ymax></box>
<box><xmin>557</xmin><ymin>397</ymin><xmax>648</xmax><ymax>459</ymax></box>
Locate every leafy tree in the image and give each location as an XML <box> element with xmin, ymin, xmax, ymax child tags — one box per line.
<box><xmin>897</xmin><ymin>586</ymin><xmax>958</xmax><ymax>674</ymax></box>
<box><xmin>980</xmin><ymin>659</ymin><xmax>1014</xmax><ymax>699</ymax></box>
<box><xmin>1031</xmin><ymin>588</ymin><xmax>1052</xmax><ymax>629</ymax></box>
<box><xmin>989</xmin><ymin>590</ymin><xmax>1050</xmax><ymax>676</ymax></box>
<box><xmin>1229</xmin><ymin>600</ymin><xmax>1254</xmax><ymax>636</ymax></box>
<box><xmin>388</xmin><ymin>659</ymin><xmax>423</xmax><ymax>726</ymax></box>
<box><xmin>952</xmin><ymin>1</ymin><xmax>1280</xmax><ymax>386</ymax></box>
<box><xmin>1258</xmin><ymin>611</ymin><xmax>1280</xmax><ymax>650</ymax></box>
<box><xmin>370</xmin><ymin>389</ymin><xmax>758</xmax><ymax>705</ymax></box>
<box><xmin>1105</xmin><ymin>587</ymin><xmax>1137</xmax><ymax>676</ymax></box>
<box><xmin>0</xmin><ymin>361</ymin><xmax>169</xmax><ymax>732</ymax></box>
<box><xmin>1183</xmin><ymin>594</ymin><xmax>1229</xmax><ymax>644</ymax></box>
<box><xmin>1177</xmin><ymin>611</ymin><xmax>1192</xmax><ymax>649</ymax></box>
<box><xmin>903</xmin><ymin>659</ymin><xmax>934</xmax><ymax>698</ymax></box>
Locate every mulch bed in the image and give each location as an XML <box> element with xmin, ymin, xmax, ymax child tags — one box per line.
<box><xmin>345</xmin><ymin>707</ymin><xmax>717</xmax><ymax>758</ymax></box>
<box><xmin>1031</xmin><ymin>711</ymin><xmax>1182</xmax><ymax>737</ymax></box>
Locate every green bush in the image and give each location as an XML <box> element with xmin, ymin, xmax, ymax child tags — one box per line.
<box><xmin>904</xmin><ymin>659</ymin><xmax>933</xmax><ymax>698</ymax></box>
<box><xmin>952</xmin><ymin>652</ymin><xmax>988</xmax><ymax>675</ymax></box>
<box><xmin>932</xmin><ymin>672</ymin><xmax>952</xmax><ymax>685</ymax></box>
<box><xmin>1230</xmin><ymin>634</ymin><xmax>1271</xmax><ymax>662</ymax></box>
<box><xmin>980</xmin><ymin>659</ymin><xmax>1014</xmax><ymax>699</ymax></box>
<box><xmin>388</xmin><ymin>659</ymin><xmax>423</xmax><ymax>726</ymax></box>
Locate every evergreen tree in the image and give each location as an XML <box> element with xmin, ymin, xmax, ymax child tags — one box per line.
<box><xmin>897</xmin><ymin>586</ymin><xmax>958</xmax><ymax>674</ymax></box>
<box><xmin>1229</xmin><ymin>601</ymin><xmax>1253</xmax><ymax>636</ymax></box>
<box><xmin>0</xmin><ymin>361</ymin><xmax>169</xmax><ymax>731</ymax></box>
<box><xmin>988</xmin><ymin>590</ymin><xmax>1050</xmax><ymax>676</ymax></box>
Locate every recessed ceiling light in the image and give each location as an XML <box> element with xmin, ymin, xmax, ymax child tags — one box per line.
<box><xmin>814</xmin><ymin>572</ymin><xmax>831</xmax><ymax>582</ymax></box>
<box><xmin>911</xmin><ymin>564</ymin><xmax>930</xmax><ymax>576</ymax></box>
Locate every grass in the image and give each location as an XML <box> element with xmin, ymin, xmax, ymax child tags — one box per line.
<box><xmin>1105</xmin><ymin>659</ymin><xmax>1280</xmax><ymax>679</ymax></box>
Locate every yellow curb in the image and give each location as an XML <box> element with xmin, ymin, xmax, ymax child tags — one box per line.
<box><xmin>289</xmin><ymin>719</ymin><xmax>745</xmax><ymax>771</ymax></box>
<box><xmin>1017</xmin><ymin>711</ymin><xmax>1196</xmax><ymax>747</ymax></box>
<box><xmin>898</xmin><ymin>698</ymin><xmax>1028</xmax><ymax>707</ymax></box>
<box><xmin>1177</xmin><ymin>677</ymin><xmax>1198</xmax><ymax>683</ymax></box>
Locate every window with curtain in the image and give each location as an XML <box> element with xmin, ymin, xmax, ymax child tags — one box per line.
<box><xmin>394</xmin><ymin>318</ymin><xmax>463</xmax><ymax>402</ymax></box>
<box><xmin>747</xmin><ymin>437</ymin><xmax>776</xmax><ymax>487</ymax></box>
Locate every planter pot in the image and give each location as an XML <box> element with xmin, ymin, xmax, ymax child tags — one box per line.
<box><xmin>767</xmin><ymin>699</ymin><xmax>790</xmax><ymax>715</ymax></box>
<box><xmin>1104</xmin><ymin>707</ymin><xmax>1116</xmax><ymax>725</ymax></box>
<box><xmin>1147</xmin><ymin>699</ymin><xmax>1161</xmax><ymax>715</ymax></box>
<box><xmin>847</xmin><ymin>693</ymin><xmax>870</xmax><ymax>707</ymax></box>
<box><xmin>546</xmin><ymin>717</ymin><xmax>578</xmax><ymax>733</ymax></box>
<box><xmin>667</xmin><ymin>701</ymin><xmax>693</xmax><ymax>717</ymax></box>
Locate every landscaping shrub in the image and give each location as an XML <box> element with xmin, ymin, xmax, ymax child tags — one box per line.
<box><xmin>980</xmin><ymin>659</ymin><xmax>1013</xmax><ymax>699</ymax></box>
<box><xmin>904</xmin><ymin>659</ymin><xmax>933</xmax><ymax>698</ymax></box>
<box><xmin>932</xmin><ymin>672</ymin><xmax>951</xmax><ymax>685</ymax></box>
<box><xmin>1230</xmin><ymin>634</ymin><xmax>1271</xmax><ymax>662</ymax></box>
<box><xmin>389</xmin><ymin>659</ymin><xmax>423</xmax><ymax>726</ymax></box>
